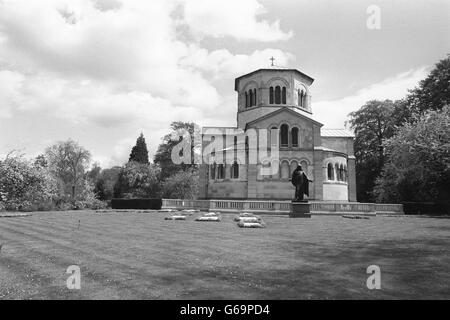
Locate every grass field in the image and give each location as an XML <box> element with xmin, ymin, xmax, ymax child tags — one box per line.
<box><xmin>0</xmin><ymin>211</ymin><xmax>449</xmax><ymax>299</ymax></box>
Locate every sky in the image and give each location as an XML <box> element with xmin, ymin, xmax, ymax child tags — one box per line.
<box><xmin>0</xmin><ymin>0</ymin><xmax>449</xmax><ymax>167</ymax></box>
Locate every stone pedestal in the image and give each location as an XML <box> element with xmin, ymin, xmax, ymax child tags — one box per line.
<box><xmin>290</xmin><ymin>200</ymin><xmax>311</xmax><ymax>218</ymax></box>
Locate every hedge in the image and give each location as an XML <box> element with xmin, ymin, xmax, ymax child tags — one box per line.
<box><xmin>111</xmin><ymin>198</ymin><xmax>162</xmax><ymax>210</ymax></box>
<box><xmin>402</xmin><ymin>202</ymin><xmax>449</xmax><ymax>215</ymax></box>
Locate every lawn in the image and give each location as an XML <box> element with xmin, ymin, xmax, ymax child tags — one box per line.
<box><xmin>0</xmin><ymin>211</ymin><xmax>449</xmax><ymax>299</ymax></box>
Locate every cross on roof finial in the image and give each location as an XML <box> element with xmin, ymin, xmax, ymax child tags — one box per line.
<box><xmin>270</xmin><ymin>56</ymin><xmax>275</xmax><ymax>66</ymax></box>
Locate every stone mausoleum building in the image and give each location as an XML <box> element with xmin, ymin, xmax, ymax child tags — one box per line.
<box><xmin>198</xmin><ymin>66</ymin><xmax>357</xmax><ymax>202</ymax></box>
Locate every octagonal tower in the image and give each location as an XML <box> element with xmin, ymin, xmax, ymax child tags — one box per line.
<box><xmin>235</xmin><ymin>68</ymin><xmax>314</xmax><ymax>128</ymax></box>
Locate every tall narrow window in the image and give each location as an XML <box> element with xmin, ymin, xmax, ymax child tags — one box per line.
<box><xmin>335</xmin><ymin>164</ymin><xmax>340</xmax><ymax>181</ymax></box>
<box><xmin>291</xmin><ymin>127</ymin><xmax>299</xmax><ymax>147</ymax></box>
<box><xmin>280</xmin><ymin>124</ymin><xmax>289</xmax><ymax>147</ymax></box>
<box><xmin>282</xmin><ymin>87</ymin><xmax>286</xmax><ymax>104</ymax></box>
<box><xmin>231</xmin><ymin>161</ymin><xmax>239</xmax><ymax>179</ymax></box>
<box><xmin>298</xmin><ymin>89</ymin><xmax>304</xmax><ymax>107</ymax></box>
<box><xmin>218</xmin><ymin>164</ymin><xmax>225</xmax><ymax>179</ymax></box>
<box><xmin>281</xmin><ymin>161</ymin><xmax>289</xmax><ymax>179</ymax></box>
<box><xmin>270</xmin><ymin>87</ymin><xmax>274</xmax><ymax>104</ymax></box>
<box><xmin>245</xmin><ymin>92</ymin><xmax>248</xmax><ymax>108</ymax></box>
<box><xmin>211</xmin><ymin>163</ymin><xmax>217</xmax><ymax>180</ymax></box>
<box><xmin>275</xmin><ymin>86</ymin><xmax>281</xmax><ymax>104</ymax></box>
<box><xmin>253</xmin><ymin>89</ymin><xmax>257</xmax><ymax>106</ymax></box>
<box><xmin>327</xmin><ymin>163</ymin><xmax>334</xmax><ymax>180</ymax></box>
<box><xmin>270</xmin><ymin>127</ymin><xmax>278</xmax><ymax>146</ymax></box>
<box><xmin>249</xmin><ymin>90</ymin><xmax>253</xmax><ymax>107</ymax></box>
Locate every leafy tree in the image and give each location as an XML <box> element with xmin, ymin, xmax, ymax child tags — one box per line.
<box><xmin>94</xmin><ymin>166</ymin><xmax>122</xmax><ymax>200</ymax></box>
<box><xmin>34</xmin><ymin>154</ymin><xmax>48</xmax><ymax>168</ymax></box>
<box><xmin>129</xmin><ymin>133</ymin><xmax>149</xmax><ymax>164</ymax></box>
<box><xmin>87</xmin><ymin>163</ymin><xmax>102</xmax><ymax>183</ymax></box>
<box><xmin>0</xmin><ymin>153</ymin><xmax>58</xmax><ymax>211</ymax></box>
<box><xmin>154</xmin><ymin>121</ymin><xmax>199</xmax><ymax>180</ymax></box>
<box><xmin>406</xmin><ymin>55</ymin><xmax>450</xmax><ymax>115</ymax></box>
<box><xmin>161</xmin><ymin>169</ymin><xmax>199</xmax><ymax>199</ymax></box>
<box><xmin>347</xmin><ymin>100</ymin><xmax>397</xmax><ymax>201</ymax></box>
<box><xmin>45</xmin><ymin>139</ymin><xmax>92</xmax><ymax>202</ymax></box>
<box><xmin>113</xmin><ymin>162</ymin><xmax>161</xmax><ymax>198</ymax></box>
<box><xmin>393</xmin><ymin>55</ymin><xmax>450</xmax><ymax>125</ymax></box>
<box><xmin>373</xmin><ymin>106</ymin><xmax>450</xmax><ymax>204</ymax></box>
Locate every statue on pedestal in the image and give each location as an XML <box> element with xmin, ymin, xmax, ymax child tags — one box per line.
<box><xmin>291</xmin><ymin>165</ymin><xmax>312</xmax><ymax>202</ymax></box>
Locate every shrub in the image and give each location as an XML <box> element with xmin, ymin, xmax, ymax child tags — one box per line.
<box><xmin>111</xmin><ymin>198</ymin><xmax>162</xmax><ymax>210</ymax></box>
<box><xmin>113</xmin><ymin>162</ymin><xmax>161</xmax><ymax>198</ymax></box>
<box><xmin>161</xmin><ymin>169</ymin><xmax>199</xmax><ymax>199</ymax></box>
<box><xmin>0</xmin><ymin>153</ymin><xmax>58</xmax><ymax>211</ymax></box>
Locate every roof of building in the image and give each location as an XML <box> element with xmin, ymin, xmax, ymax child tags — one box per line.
<box><xmin>234</xmin><ymin>68</ymin><xmax>314</xmax><ymax>91</ymax></box>
<box><xmin>321</xmin><ymin>128</ymin><xmax>355</xmax><ymax>138</ymax></box>
<box><xmin>245</xmin><ymin>106</ymin><xmax>323</xmax><ymax>129</ymax></box>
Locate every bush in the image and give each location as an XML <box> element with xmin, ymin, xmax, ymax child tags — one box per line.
<box><xmin>161</xmin><ymin>169</ymin><xmax>199</xmax><ymax>199</ymax></box>
<box><xmin>113</xmin><ymin>162</ymin><xmax>161</xmax><ymax>198</ymax></box>
<box><xmin>402</xmin><ymin>202</ymin><xmax>449</xmax><ymax>215</ymax></box>
<box><xmin>0</xmin><ymin>153</ymin><xmax>58</xmax><ymax>211</ymax></box>
<box><xmin>111</xmin><ymin>198</ymin><xmax>162</xmax><ymax>210</ymax></box>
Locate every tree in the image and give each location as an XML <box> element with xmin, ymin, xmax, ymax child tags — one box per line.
<box><xmin>161</xmin><ymin>169</ymin><xmax>199</xmax><ymax>199</ymax></box>
<box><xmin>347</xmin><ymin>100</ymin><xmax>397</xmax><ymax>201</ymax></box>
<box><xmin>45</xmin><ymin>139</ymin><xmax>91</xmax><ymax>202</ymax></box>
<box><xmin>392</xmin><ymin>55</ymin><xmax>450</xmax><ymax>126</ymax></box>
<box><xmin>0</xmin><ymin>153</ymin><xmax>58</xmax><ymax>211</ymax></box>
<box><xmin>94</xmin><ymin>166</ymin><xmax>122</xmax><ymax>200</ymax></box>
<box><xmin>113</xmin><ymin>162</ymin><xmax>161</xmax><ymax>198</ymax></box>
<box><xmin>154</xmin><ymin>121</ymin><xmax>199</xmax><ymax>180</ymax></box>
<box><xmin>87</xmin><ymin>162</ymin><xmax>102</xmax><ymax>183</ymax></box>
<box><xmin>373</xmin><ymin>106</ymin><xmax>450</xmax><ymax>204</ymax></box>
<box><xmin>406</xmin><ymin>55</ymin><xmax>450</xmax><ymax>115</ymax></box>
<box><xmin>129</xmin><ymin>133</ymin><xmax>149</xmax><ymax>164</ymax></box>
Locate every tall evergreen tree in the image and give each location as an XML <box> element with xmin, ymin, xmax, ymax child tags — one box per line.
<box><xmin>129</xmin><ymin>133</ymin><xmax>149</xmax><ymax>164</ymax></box>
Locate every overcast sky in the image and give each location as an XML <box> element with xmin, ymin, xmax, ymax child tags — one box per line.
<box><xmin>0</xmin><ymin>0</ymin><xmax>449</xmax><ymax>167</ymax></box>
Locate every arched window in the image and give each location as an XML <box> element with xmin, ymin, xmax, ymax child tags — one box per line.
<box><xmin>218</xmin><ymin>164</ymin><xmax>225</xmax><ymax>179</ymax></box>
<box><xmin>327</xmin><ymin>163</ymin><xmax>334</xmax><ymax>180</ymax></box>
<box><xmin>291</xmin><ymin>127</ymin><xmax>299</xmax><ymax>147</ymax></box>
<box><xmin>282</xmin><ymin>87</ymin><xmax>286</xmax><ymax>104</ymax></box>
<box><xmin>280</xmin><ymin>124</ymin><xmax>289</xmax><ymax>147</ymax></box>
<box><xmin>269</xmin><ymin>87</ymin><xmax>274</xmax><ymax>104</ymax></box>
<box><xmin>290</xmin><ymin>160</ymin><xmax>298</xmax><ymax>178</ymax></box>
<box><xmin>275</xmin><ymin>86</ymin><xmax>281</xmax><ymax>104</ymax></box>
<box><xmin>300</xmin><ymin>160</ymin><xmax>308</xmax><ymax>174</ymax></box>
<box><xmin>245</xmin><ymin>92</ymin><xmax>248</xmax><ymax>108</ymax></box>
<box><xmin>339</xmin><ymin>164</ymin><xmax>344</xmax><ymax>181</ymax></box>
<box><xmin>211</xmin><ymin>162</ymin><xmax>217</xmax><ymax>180</ymax></box>
<box><xmin>249</xmin><ymin>90</ymin><xmax>253</xmax><ymax>107</ymax></box>
<box><xmin>231</xmin><ymin>161</ymin><xmax>239</xmax><ymax>179</ymax></box>
<box><xmin>281</xmin><ymin>160</ymin><xmax>290</xmax><ymax>179</ymax></box>
<box><xmin>270</xmin><ymin>126</ymin><xmax>278</xmax><ymax>146</ymax></box>
<box><xmin>253</xmin><ymin>89</ymin><xmax>257</xmax><ymax>106</ymax></box>
<box><xmin>298</xmin><ymin>89</ymin><xmax>305</xmax><ymax>107</ymax></box>
<box><xmin>335</xmin><ymin>164</ymin><xmax>340</xmax><ymax>181</ymax></box>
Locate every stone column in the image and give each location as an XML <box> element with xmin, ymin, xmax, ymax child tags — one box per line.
<box><xmin>198</xmin><ymin>164</ymin><xmax>209</xmax><ymax>199</ymax></box>
<box><xmin>247</xmin><ymin>164</ymin><xmax>258</xmax><ymax>199</ymax></box>
<box><xmin>347</xmin><ymin>156</ymin><xmax>357</xmax><ymax>202</ymax></box>
<box><xmin>313</xmin><ymin>150</ymin><xmax>323</xmax><ymax>200</ymax></box>
<box><xmin>312</xmin><ymin>125</ymin><xmax>323</xmax><ymax>200</ymax></box>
